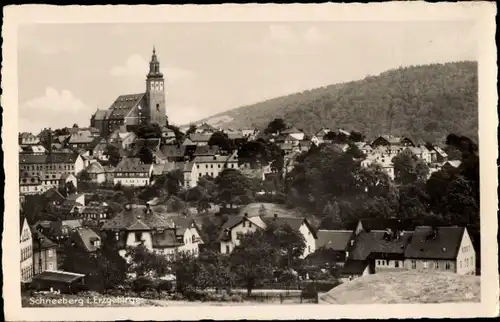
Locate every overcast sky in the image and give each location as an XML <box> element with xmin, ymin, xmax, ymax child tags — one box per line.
<box><xmin>18</xmin><ymin>21</ymin><xmax>477</xmax><ymax>133</ymax></box>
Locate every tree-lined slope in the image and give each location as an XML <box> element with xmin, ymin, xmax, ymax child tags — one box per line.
<box><xmin>201</xmin><ymin>61</ymin><xmax>478</xmax><ymax>142</ymax></box>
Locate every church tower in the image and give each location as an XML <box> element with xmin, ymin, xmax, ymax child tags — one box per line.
<box><xmin>145</xmin><ymin>46</ymin><xmax>167</xmax><ymax>126</ymax></box>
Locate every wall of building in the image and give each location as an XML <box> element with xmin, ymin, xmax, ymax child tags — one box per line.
<box><xmin>114</xmin><ymin>177</ymin><xmax>150</xmax><ymax>187</ymax></box>
<box><xmin>125</xmin><ymin>231</ymin><xmax>153</xmax><ymax>251</ymax></box>
<box><xmin>456</xmin><ymin>229</ymin><xmax>476</xmax><ymax>275</ymax></box>
<box><xmin>33</xmin><ymin>247</ymin><xmax>58</xmax><ymax>274</ymax></box>
<box><xmin>299</xmin><ymin>223</ymin><xmax>316</xmax><ymax>258</ymax></box>
<box><xmin>177</xmin><ymin>228</ymin><xmax>201</xmax><ymax>257</ymax></box>
<box><xmin>20</xmin><ymin>221</ymin><xmax>34</xmax><ymax>283</ymax></box>
<box><xmin>403</xmin><ymin>258</ymin><xmax>457</xmax><ymax>273</ymax></box>
<box><xmin>374</xmin><ymin>259</ymin><xmax>405</xmax><ymax>271</ymax></box>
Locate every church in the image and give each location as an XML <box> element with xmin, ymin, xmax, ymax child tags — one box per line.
<box><xmin>90</xmin><ymin>47</ymin><xmax>167</xmax><ymax>138</ymax></box>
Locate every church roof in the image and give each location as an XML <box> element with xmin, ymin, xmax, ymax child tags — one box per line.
<box><xmin>108</xmin><ymin>93</ymin><xmax>145</xmax><ymax>120</ymax></box>
<box><xmin>93</xmin><ymin>110</ymin><xmax>108</xmax><ymax>121</ymax></box>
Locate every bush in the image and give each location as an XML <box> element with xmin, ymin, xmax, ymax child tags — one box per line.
<box><xmin>230</xmin><ymin>294</ymin><xmax>243</xmax><ymax>302</ymax></box>
<box><xmin>156</xmin><ymin>280</ymin><xmax>173</xmax><ymax>293</ymax></box>
<box><xmin>132</xmin><ymin>276</ymin><xmax>156</xmax><ymax>293</ymax></box>
<box><xmin>140</xmin><ymin>289</ymin><xmax>160</xmax><ymax>299</ymax></box>
<box><xmin>172</xmin><ymin>293</ymin><xmax>185</xmax><ymax>301</ymax></box>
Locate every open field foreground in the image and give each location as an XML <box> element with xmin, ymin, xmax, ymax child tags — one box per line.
<box><xmin>319</xmin><ymin>271</ymin><xmax>480</xmax><ymax>304</ymax></box>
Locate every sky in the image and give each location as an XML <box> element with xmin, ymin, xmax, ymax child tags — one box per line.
<box><xmin>18</xmin><ymin>21</ymin><xmax>478</xmax><ymax>133</ymax></box>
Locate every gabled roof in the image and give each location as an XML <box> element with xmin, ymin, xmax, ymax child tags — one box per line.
<box><xmin>181</xmin><ymin>138</ymin><xmax>195</xmax><ymax>146</ymax></box>
<box><xmin>193</xmin><ymin>145</ymin><xmax>220</xmax><ymax>156</ymax></box>
<box><xmin>101</xmin><ymin>206</ymin><xmax>175</xmax><ymax>231</ymax></box>
<box><xmin>263</xmin><ymin>216</ymin><xmax>316</xmax><ymax>238</ymax></box>
<box><xmin>152</xmin><ymin>229</ymin><xmax>181</xmax><ymax>248</ymax></box>
<box><xmin>92</xmin><ymin>109</ymin><xmax>108</xmax><ymax>121</ymax></box>
<box><xmin>85</xmin><ymin>161</ymin><xmax>106</xmax><ymax>174</ymax></box>
<box><xmin>19</xmin><ymin>152</ymin><xmax>79</xmax><ymax>164</ymax></box>
<box><xmin>160</xmin><ymin>144</ymin><xmax>186</xmax><ymax>158</ymax></box>
<box><xmin>316</xmin><ymin>230</ymin><xmax>353</xmax><ymax>251</ymax></box>
<box><xmin>71</xmin><ymin>227</ymin><xmax>101</xmax><ymax>252</ymax></box>
<box><xmin>115</xmin><ymin>158</ymin><xmax>152</xmax><ymax>173</ymax></box>
<box><xmin>188</xmin><ymin>133</ymin><xmax>212</xmax><ymax>143</ymax></box>
<box><xmin>68</xmin><ymin>130</ymin><xmax>96</xmax><ymax>144</ymax></box>
<box><xmin>108</xmin><ymin>93</ymin><xmax>146</xmax><ymax>120</ymax></box>
<box><xmin>281</xmin><ymin>127</ymin><xmax>302</xmax><ymax>134</ymax></box>
<box><xmin>315</xmin><ymin>128</ymin><xmax>331</xmax><ymax>137</ymax></box>
<box><xmin>404</xmin><ymin>226</ymin><xmax>466</xmax><ymax>260</ymax></box>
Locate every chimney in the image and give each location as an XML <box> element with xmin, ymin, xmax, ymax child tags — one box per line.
<box><xmin>244</xmin><ymin>213</ymin><xmax>248</xmax><ymax>217</ymax></box>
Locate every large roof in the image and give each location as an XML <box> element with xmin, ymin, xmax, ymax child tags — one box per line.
<box><xmin>32</xmin><ymin>270</ymin><xmax>85</xmax><ymax>283</ymax></box>
<box><xmin>71</xmin><ymin>227</ymin><xmax>101</xmax><ymax>252</ymax></box>
<box><xmin>108</xmin><ymin>93</ymin><xmax>145</xmax><ymax>120</ymax></box>
<box><xmin>93</xmin><ymin>109</ymin><xmax>108</xmax><ymax>121</ymax></box>
<box><xmin>160</xmin><ymin>144</ymin><xmax>186</xmax><ymax>158</ymax></box>
<box><xmin>404</xmin><ymin>226</ymin><xmax>465</xmax><ymax>260</ymax></box>
<box><xmin>101</xmin><ymin>206</ymin><xmax>175</xmax><ymax>231</ymax></box>
<box><xmin>188</xmin><ymin>133</ymin><xmax>212</xmax><ymax>143</ymax></box>
<box><xmin>193</xmin><ymin>145</ymin><xmax>220</xmax><ymax>156</ymax></box>
<box><xmin>32</xmin><ymin>229</ymin><xmax>57</xmax><ymax>251</ymax></box>
<box><xmin>316</xmin><ymin>230</ymin><xmax>353</xmax><ymax>251</ymax></box>
<box><xmin>19</xmin><ymin>152</ymin><xmax>79</xmax><ymax>164</ymax></box>
<box><xmin>115</xmin><ymin>158</ymin><xmax>152</xmax><ymax>173</ymax></box>
<box><xmin>85</xmin><ymin>161</ymin><xmax>105</xmax><ymax>174</ymax></box>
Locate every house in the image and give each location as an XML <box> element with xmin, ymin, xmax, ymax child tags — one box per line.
<box><xmin>193</xmin><ymin>151</ymin><xmax>239</xmax><ymax>179</ymax></box>
<box><xmin>170</xmin><ymin>216</ymin><xmax>204</xmax><ymax>256</ymax></box>
<box><xmin>262</xmin><ymin>214</ymin><xmax>317</xmax><ymax>258</ymax></box>
<box><xmin>78</xmin><ymin>202</ymin><xmax>110</xmax><ymax>224</ymax></box>
<box><xmin>50</xmin><ymin>219</ymin><xmax>83</xmax><ymax>241</ymax></box>
<box><xmin>101</xmin><ymin>204</ymin><xmax>202</xmax><ymax>257</ymax></box>
<box><xmin>402</xmin><ymin>146</ymin><xmax>432</xmax><ymax>164</ymax></box>
<box><xmin>403</xmin><ymin>226</ymin><xmax>476</xmax><ymax>275</ymax></box>
<box><xmin>314</xmin><ymin>128</ymin><xmax>331</xmax><ymax>144</ymax></box>
<box><xmin>177</xmin><ymin>161</ymin><xmax>198</xmax><ymax>189</ymax></box>
<box><xmin>281</xmin><ymin>127</ymin><xmax>305</xmax><ymax>141</ymax></box>
<box><xmin>108</xmin><ymin>130</ymin><xmax>138</xmax><ymax>150</ymax></box>
<box><xmin>19</xmin><ymin>174</ymin><xmax>44</xmax><ymax>195</ymax></box>
<box><xmin>20</xmin><ymin>215</ymin><xmax>34</xmax><ymax>283</ymax></box>
<box><xmin>19</xmin><ymin>152</ymin><xmax>85</xmax><ymax>179</ymax></box>
<box><xmin>442</xmin><ymin>160</ymin><xmax>462</xmax><ymax>172</ymax></box>
<box><xmin>160</xmin><ymin>127</ymin><xmax>177</xmax><ymax>143</ymax></box>
<box><xmin>371</xmin><ymin>135</ymin><xmax>414</xmax><ymax>148</ymax></box>
<box><xmin>90</xmin><ymin>138</ymin><xmax>109</xmax><ymax>161</ymax></box>
<box><xmin>20</xmin><ymin>144</ymin><xmax>47</xmax><ymax>155</ymax></box>
<box><xmin>70</xmin><ymin>227</ymin><xmax>102</xmax><ymax>253</ymax></box>
<box><xmin>59</xmin><ymin>173</ymin><xmax>78</xmax><ymax>191</ymax></box>
<box><xmin>354</xmin><ymin>142</ymin><xmax>372</xmax><ymax>156</ymax></box>
<box><xmin>298</xmin><ymin>140</ymin><xmax>312</xmax><ymax>152</ymax></box>
<box><xmin>188</xmin><ymin>133</ymin><xmax>212</xmax><ymax>146</ymax></box>
<box><xmin>43</xmin><ymin>187</ymin><xmax>65</xmax><ymax>207</ymax></box>
<box><xmin>241</xmin><ymin>128</ymin><xmax>259</xmax><ymax>140</ymax></box>
<box><xmin>160</xmin><ymin>144</ymin><xmax>187</xmax><ymax>162</ymax></box>
<box><xmin>32</xmin><ymin>228</ymin><xmax>58</xmax><ymax>274</ymax></box>
<box><xmin>360</xmin><ymin>153</ymin><xmax>395</xmax><ymax>180</ymax></box>
<box><xmin>219</xmin><ymin>213</ymin><xmax>267</xmax><ymax>254</ymax></box>
<box><xmin>31</xmin><ymin>270</ymin><xmax>86</xmax><ymax>294</ymax></box>
<box><xmin>193</xmin><ymin>145</ymin><xmax>220</xmax><ymax>157</ymax></box>
<box><xmin>85</xmin><ymin>162</ymin><xmax>107</xmax><ymax>184</ymax></box>
<box><xmin>433</xmin><ymin>146</ymin><xmax>448</xmax><ymax>163</ymax></box>
<box><xmin>195</xmin><ymin>122</ymin><xmax>217</xmax><ymax>134</ymax></box>
<box><xmin>314</xmin><ymin>230</ymin><xmax>354</xmax><ymax>264</ymax></box>
<box><xmin>68</xmin><ymin>130</ymin><xmax>99</xmax><ymax>150</ymax></box>
<box><xmin>19</xmin><ymin>132</ymin><xmax>41</xmax><ymax>145</ymax></box>
<box><xmin>103</xmin><ymin>166</ymin><xmax>116</xmax><ymax>184</ymax></box>
<box><xmin>181</xmin><ymin>137</ymin><xmax>196</xmax><ymax>147</ymax></box>
<box><xmin>113</xmin><ymin>158</ymin><xmax>153</xmax><ymax>187</ymax></box>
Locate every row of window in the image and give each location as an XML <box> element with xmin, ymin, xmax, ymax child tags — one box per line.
<box><xmin>460</xmin><ymin>256</ymin><xmax>475</xmax><ymax>269</ymax></box>
<box><xmin>115</xmin><ymin>172</ymin><xmax>149</xmax><ymax>177</ymax></box>
<box><xmin>115</xmin><ymin>179</ymin><xmax>149</xmax><ymax>185</ymax></box>
<box><xmin>21</xmin><ymin>265</ymin><xmax>33</xmax><ymax>282</ymax></box>
<box><xmin>22</xmin><ymin>164</ymin><xmax>74</xmax><ymax>171</ymax></box>
<box><xmin>21</xmin><ymin>246</ymin><xmax>32</xmax><ymax>262</ymax></box>
<box><xmin>462</xmin><ymin>245</ymin><xmax>472</xmax><ymax>253</ymax></box>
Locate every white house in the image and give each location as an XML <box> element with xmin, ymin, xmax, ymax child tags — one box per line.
<box><xmin>193</xmin><ymin>151</ymin><xmax>238</xmax><ymax>180</ymax></box>
<box><xmin>113</xmin><ymin>158</ymin><xmax>153</xmax><ymax>187</ymax></box>
<box><xmin>20</xmin><ymin>215</ymin><xmax>34</xmax><ymax>283</ymax></box>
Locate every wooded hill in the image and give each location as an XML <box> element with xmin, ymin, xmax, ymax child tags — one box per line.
<box><xmin>200</xmin><ymin>61</ymin><xmax>478</xmax><ymax>143</ymax></box>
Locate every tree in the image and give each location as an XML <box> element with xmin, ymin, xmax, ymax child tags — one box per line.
<box><xmin>135</xmin><ymin>124</ymin><xmax>162</xmax><ymax>139</ymax></box>
<box><xmin>138</xmin><ymin>146</ymin><xmax>155</xmax><ymax>164</ymax></box>
<box><xmin>169</xmin><ymin>251</ymin><xmax>204</xmax><ymax>293</ymax></box>
<box><xmin>72</xmin><ymin>123</ymin><xmax>79</xmax><ymax>128</ymax></box>
<box><xmin>185</xmin><ymin>124</ymin><xmax>197</xmax><ymax>136</ymax></box>
<box><xmin>392</xmin><ymin>152</ymin><xmax>429</xmax><ymax>185</ymax></box>
<box><xmin>104</xmin><ymin>144</ymin><xmax>121</xmax><ymax>167</ymax></box>
<box><xmin>197</xmin><ymin>250</ymin><xmax>233</xmax><ymax>292</ymax></box>
<box><xmin>349</xmin><ymin>131</ymin><xmax>365</xmax><ymax>142</ymax></box>
<box><xmin>164</xmin><ymin>169</ymin><xmax>184</xmax><ymax>196</ymax></box>
<box><xmin>264</xmin><ymin>222</ymin><xmax>306</xmax><ymax>268</ymax></box>
<box><xmin>264</xmin><ymin>118</ymin><xmax>287</xmax><ymax>135</ymax></box>
<box><xmin>125</xmin><ymin>244</ymin><xmax>170</xmax><ymax>278</ymax></box>
<box><xmin>230</xmin><ymin>230</ymin><xmax>278</xmax><ymax>295</ymax></box>
<box><xmin>238</xmin><ymin>140</ymin><xmax>270</xmax><ymax>167</ymax></box>
<box><xmin>215</xmin><ymin>169</ymin><xmax>252</xmax><ymax>208</ymax></box>
<box><xmin>320</xmin><ymin>200</ymin><xmax>342</xmax><ymax>229</ymax></box>
<box><xmin>207</xmin><ymin>131</ymin><xmax>236</xmax><ymax>153</ymax></box>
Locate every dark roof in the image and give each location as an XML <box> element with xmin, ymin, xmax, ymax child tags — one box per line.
<box><xmin>193</xmin><ymin>145</ymin><xmax>220</xmax><ymax>156</ymax></box>
<box><xmin>356</xmin><ymin>218</ymin><xmax>415</xmax><ymax>232</ymax></box>
<box><xmin>32</xmin><ymin>229</ymin><xmax>57</xmax><ymax>251</ymax></box>
<box><xmin>92</xmin><ymin>109</ymin><xmax>108</xmax><ymax>121</ymax></box>
<box><xmin>108</xmin><ymin>93</ymin><xmax>145</xmax><ymax>120</ymax></box>
<box><xmin>133</xmin><ymin>138</ymin><xmax>161</xmax><ymax>153</ymax></box>
<box><xmin>43</xmin><ymin>188</ymin><xmax>65</xmax><ymax>203</ymax></box>
<box><xmin>160</xmin><ymin>144</ymin><xmax>186</xmax><ymax>158</ymax></box>
<box><xmin>19</xmin><ymin>152</ymin><xmax>78</xmax><ymax>164</ymax></box>
<box><xmin>32</xmin><ymin>270</ymin><xmax>85</xmax><ymax>283</ymax></box>
<box><xmin>404</xmin><ymin>226</ymin><xmax>465</xmax><ymax>260</ymax></box>
<box><xmin>115</xmin><ymin>158</ymin><xmax>152</xmax><ymax>173</ymax></box>
<box><xmin>217</xmin><ymin>216</ymin><xmax>245</xmax><ymax>241</ymax></box>
<box><xmin>71</xmin><ymin>227</ymin><xmax>101</xmax><ymax>252</ymax></box>
<box><xmin>350</xmin><ymin>230</ymin><xmax>413</xmax><ymax>260</ymax></box>
<box><xmin>101</xmin><ymin>206</ymin><xmax>175</xmax><ymax>231</ymax></box>
<box><xmin>188</xmin><ymin>133</ymin><xmax>211</xmax><ymax>142</ymax></box>
<box><xmin>316</xmin><ymin>230</ymin><xmax>353</xmax><ymax>251</ymax></box>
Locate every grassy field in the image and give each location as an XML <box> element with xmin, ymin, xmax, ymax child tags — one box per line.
<box><xmin>319</xmin><ymin>271</ymin><xmax>481</xmax><ymax>304</ymax></box>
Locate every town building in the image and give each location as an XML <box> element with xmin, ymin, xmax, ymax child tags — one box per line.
<box><xmin>32</xmin><ymin>229</ymin><xmax>58</xmax><ymax>274</ymax></box>
<box><xmin>193</xmin><ymin>151</ymin><xmax>239</xmax><ymax>179</ymax></box>
<box><xmin>70</xmin><ymin>227</ymin><xmax>102</xmax><ymax>253</ymax></box>
<box><xmin>19</xmin><ymin>152</ymin><xmax>85</xmax><ymax>179</ymax></box>
<box><xmin>101</xmin><ymin>205</ymin><xmax>203</xmax><ymax>257</ymax></box>
<box><xmin>20</xmin><ymin>215</ymin><xmax>34</xmax><ymax>283</ymax></box>
<box><xmin>90</xmin><ymin>47</ymin><xmax>167</xmax><ymax>138</ymax></box>
<box><xmin>113</xmin><ymin>158</ymin><xmax>153</xmax><ymax>187</ymax></box>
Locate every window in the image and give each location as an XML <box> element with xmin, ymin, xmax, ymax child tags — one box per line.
<box><xmin>242</xmin><ymin>221</ymin><xmax>246</xmax><ymax>228</ymax></box>
<box><xmin>156</xmin><ymin>104</ymin><xmax>160</xmax><ymax>112</ymax></box>
<box><xmin>412</xmin><ymin>260</ymin><xmax>416</xmax><ymax>269</ymax></box>
<box><xmin>210</xmin><ymin>165</ymin><xmax>213</xmax><ymax>169</ymax></box>
<box><xmin>423</xmin><ymin>261</ymin><xmax>429</xmax><ymax>269</ymax></box>
<box><xmin>135</xmin><ymin>232</ymin><xmax>142</xmax><ymax>242</ymax></box>
<box><xmin>395</xmin><ymin>261</ymin><xmax>399</xmax><ymax>268</ymax></box>
<box><xmin>218</xmin><ymin>164</ymin><xmax>221</xmax><ymax>168</ymax></box>
<box><xmin>249</xmin><ymin>221</ymin><xmax>252</xmax><ymax>228</ymax></box>
<box><xmin>192</xmin><ymin>236</ymin><xmax>195</xmax><ymax>243</ymax></box>
<box><xmin>435</xmin><ymin>261</ymin><xmax>439</xmax><ymax>269</ymax></box>
<box><xmin>196</xmin><ymin>165</ymin><xmax>199</xmax><ymax>169</ymax></box>
<box><xmin>226</xmin><ymin>245</ymin><xmax>230</xmax><ymax>253</ymax></box>
<box><xmin>445</xmin><ymin>261</ymin><xmax>451</xmax><ymax>270</ymax></box>
<box><xmin>460</xmin><ymin>261</ymin><xmax>462</xmax><ymax>268</ymax></box>
<box><xmin>48</xmin><ymin>249</ymin><xmax>53</xmax><ymax>257</ymax></box>
<box><xmin>49</xmin><ymin>262</ymin><xmax>54</xmax><ymax>270</ymax></box>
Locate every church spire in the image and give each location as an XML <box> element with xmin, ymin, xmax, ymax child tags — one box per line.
<box><xmin>148</xmin><ymin>46</ymin><xmax>162</xmax><ymax>77</ymax></box>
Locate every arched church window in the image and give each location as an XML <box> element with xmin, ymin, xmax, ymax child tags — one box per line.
<box><xmin>156</xmin><ymin>104</ymin><xmax>160</xmax><ymax>112</ymax></box>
